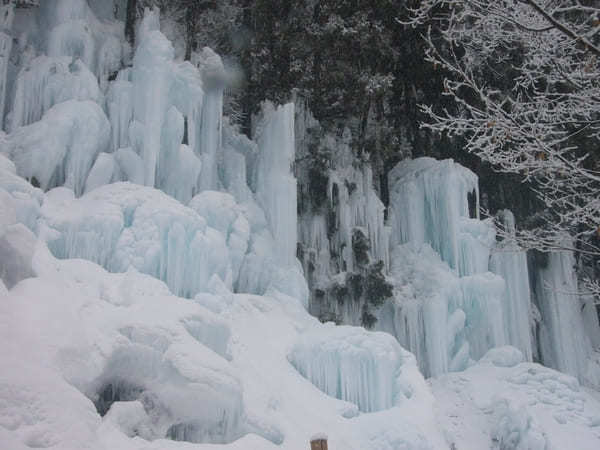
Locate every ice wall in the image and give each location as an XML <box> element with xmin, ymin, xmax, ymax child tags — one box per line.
<box><xmin>41</xmin><ymin>183</ymin><xmax>232</xmax><ymax>298</ymax></box>
<box><xmin>388</xmin><ymin>157</ymin><xmax>486</xmax><ymax>276</ymax></box>
<box><xmin>39</xmin><ymin>0</ymin><xmax>123</xmax><ymax>84</ymax></box>
<box><xmin>131</xmin><ymin>9</ymin><xmax>175</xmax><ymax>188</ymax></box>
<box><xmin>8</xmin><ymin>56</ymin><xmax>102</xmax><ymax>132</ymax></box>
<box><xmin>530</xmin><ymin>244</ymin><xmax>597</xmax><ymax>384</ymax></box>
<box><xmin>382</xmin><ymin>158</ymin><xmax>510</xmax><ymax>377</ymax></box>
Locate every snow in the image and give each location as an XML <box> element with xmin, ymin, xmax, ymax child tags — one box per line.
<box><xmin>431</xmin><ymin>353</ymin><xmax>600</xmax><ymax>450</ymax></box>
<box><xmin>0</xmin><ymin>240</ymin><xmax>447</xmax><ymax>450</ymax></box>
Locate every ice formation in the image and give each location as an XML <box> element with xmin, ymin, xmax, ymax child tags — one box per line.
<box><xmin>373</xmin><ymin>158</ymin><xmax>507</xmax><ymax>376</ymax></box>
<box><xmin>0</xmin><ymin>3</ymin><xmax>14</xmax><ymax>126</ymax></box>
<box><xmin>40</xmin><ymin>182</ymin><xmax>231</xmax><ymax>298</ymax></box>
<box><xmin>1</xmin><ymin>2</ymin><xmax>600</xmax><ymax>449</ymax></box>
<box><xmin>489</xmin><ymin>210</ymin><xmax>534</xmax><ymax>361</ymax></box>
<box><xmin>8</xmin><ymin>56</ymin><xmax>102</xmax><ymax>132</ymax></box>
<box><xmin>388</xmin><ymin>157</ymin><xmax>484</xmax><ymax>275</ymax></box>
<box><xmin>289</xmin><ymin>324</ymin><xmax>413</xmax><ymax>412</ymax></box>
<box><xmin>4</xmin><ymin>100</ymin><xmax>110</xmax><ymax>195</ymax></box>
<box><xmin>530</xmin><ymin>243</ymin><xmax>600</xmax><ymax>385</ymax></box>
<box><xmin>254</xmin><ymin>102</ymin><xmax>297</xmax><ymax>268</ymax></box>
<box><xmin>296</xmin><ymin>102</ymin><xmax>390</xmax><ymax>322</ymax></box>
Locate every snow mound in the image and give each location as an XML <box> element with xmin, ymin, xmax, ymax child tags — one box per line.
<box><xmin>432</xmin><ymin>359</ymin><xmax>600</xmax><ymax>450</ymax></box>
<box><xmin>480</xmin><ymin>346</ymin><xmax>525</xmax><ymax>368</ymax></box>
<box><xmin>0</xmin><ymin>238</ymin><xmax>448</xmax><ymax>449</ymax></box>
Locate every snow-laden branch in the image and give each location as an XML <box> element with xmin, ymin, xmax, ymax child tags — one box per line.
<box><xmin>404</xmin><ymin>0</ymin><xmax>600</xmax><ymax>296</ymax></box>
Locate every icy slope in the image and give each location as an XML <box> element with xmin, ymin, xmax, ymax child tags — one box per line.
<box><xmin>0</xmin><ymin>240</ymin><xmax>445</xmax><ymax>450</ymax></box>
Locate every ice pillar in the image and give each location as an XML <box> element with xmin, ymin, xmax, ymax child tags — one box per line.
<box><xmin>0</xmin><ymin>3</ymin><xmax>14</xmax><ymax>129</ymax></box>
<box><xmin>490</xmin><ymin>210</ymin><xmax>533</xmax><ymax>361</ymax></box>
<box><xmin>195</xmin><ymin>48</ymin><xmax>224</xmax><ymax>192</ymax></box>
<box><xmin>531</xmin><ymin>245</ymin><xmax>593</xmax><ymax>381</ymax></box>
<box><xmin>131</xmin><ymin>8</ymin><xmax>173</xmax><ymax>187</ymax></box>
<box><xmin>254</xmin><ymin>102</ymin><xmax>297</xmax><ymax>267</ymax></box>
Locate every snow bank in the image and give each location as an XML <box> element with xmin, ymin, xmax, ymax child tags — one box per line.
<box><xmin>432</xmin><ymin>357</ymin><xmax>600</xmax><ymax>450</ymax></box>
<box><xmin>0</xmin><ymin>239</ymin><xmax>447</xmax><ymax>449</ymax></box>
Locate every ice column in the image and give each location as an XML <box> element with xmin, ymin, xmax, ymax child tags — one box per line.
<box><xmin>254</xmin><ymin>102</ymin><xmax>297</xmax><ymax>267</ymax></box>
<box><xmin>0</xmin><ymin>3</ymin><xmax>14</xmax><ymax>128</ymax></box>
<box><xmin>194</xmin><ymin>48</ymin><xmax>224</xmax><ymax>192</ymax></box>
<box><xmin>131</xmin><ymin>9</ymin><xmax>173</xmax><ymax>187</ymax></box>
<box><xmin>489</xmin><ymin>210</ymin><xmax>533</xmax><ymax>361</ymax></box>
<box><xmin>531</xmin><ymin>244</ymin><xmax>594</xmax><ymax>382</ymax></box>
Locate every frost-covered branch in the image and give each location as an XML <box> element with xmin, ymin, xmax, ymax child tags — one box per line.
<box><xmin>404</xmin><ymin>0</ymin><xmax>600</xmax><ymax>295</ymax></box>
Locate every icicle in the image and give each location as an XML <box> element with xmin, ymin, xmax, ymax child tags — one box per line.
<box><xmin>254</xmin><ymin>101</ymin><xmax>297</xmax><ymax>267</ymax></box>
<box><xmin>0</xmin><ymin>3</ymin><xmax>14</xmax><ymax>130</ymax></box>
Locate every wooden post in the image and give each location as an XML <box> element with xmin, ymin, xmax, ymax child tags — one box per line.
<box><xmin>310</xmin><ymin>438</ymin><xmax>328</xmax><ymax>450</ymax></box>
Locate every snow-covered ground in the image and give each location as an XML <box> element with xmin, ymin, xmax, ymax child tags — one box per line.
<box><xmin>2</xmin><ymin>239</ymin><xmax>600</xmax><ymax>449</ymax></box>
<box><xmin>432</xmin><ymin>347</ymin><xmax>600</xmax><ymax>449</ymax></box>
